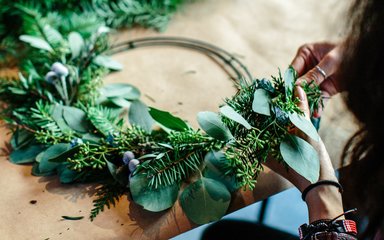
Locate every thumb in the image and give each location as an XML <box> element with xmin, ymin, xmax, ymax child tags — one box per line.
<box><xmin>294</xmin><ymin>85</ymin><xmax>310</xmax><ymax>120</ymax></box>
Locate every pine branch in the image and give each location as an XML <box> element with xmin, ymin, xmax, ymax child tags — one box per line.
<box><xmin>144</xmin><ymin>149</ymin><xmax>204</xmax><ymax>188</ymax></box>
<box><xmin>90</xmin><ymin>183</ymin><xmax>125</xmax><ymax>221</ymax></box>
<box><xmin>29</xmin><ymin>101</ymin><xmax>75</xmax><ymax>144</ymax></box>
<box><xmin>88</xmin><ymin>0</ymin><xmax>188</xmax><ymax>31</ymax></box>
<box><xmin>86</xmin><ymin>106</ymin><xmax>124</xmax><ymax>136</ymax></box>
<box><xmin>139</xmin><ymin>129</ymin><xmax>223</xmax><ymax>188</ymax></box>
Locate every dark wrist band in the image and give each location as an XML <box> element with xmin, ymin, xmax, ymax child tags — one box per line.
<box><xmin>301</xmin><ymin>180</ymin><xmax>343</xmax><ymax>201</ymax></box>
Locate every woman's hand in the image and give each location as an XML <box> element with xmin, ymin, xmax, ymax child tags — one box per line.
<box><xmin>291</xmin><ymin>42</ymin><xmax>344</xmax><ymax>117</ymax></box>
<box><xmin>264</xmin><ymin>85</ymin><xmax>344</xmax><ymax>223</ymax></box>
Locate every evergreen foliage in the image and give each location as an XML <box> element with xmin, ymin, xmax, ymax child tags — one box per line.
<box><xmin>0</xmin><ymin>12</ymin><xmax>323</xmax><ymax>223</ymax></box>
<box><xmin>0</xmin><ymin>0</ymin><xmax>191</xmax><ymax>64</ymax></box>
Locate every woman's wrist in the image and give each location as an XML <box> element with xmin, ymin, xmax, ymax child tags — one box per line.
<box><xmin>305</xmin><ymin>184</ymin><xmax>344</xmax><ymax>223</ymax></box>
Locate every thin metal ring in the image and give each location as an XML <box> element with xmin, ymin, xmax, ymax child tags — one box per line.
<box><xmin>108</xmin><ymin>37</ymin><xmax>254</xmax><ymax>89</ymax></box>
<box><xmin>315</xmin><ymin>65</ymin><xmax>327</xmax><ymax>79</ymax></box>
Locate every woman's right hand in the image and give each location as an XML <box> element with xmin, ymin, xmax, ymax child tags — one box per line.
<box><xmin>264</xmin><ymin>85</ymin><xmax>344</xmax><ymax>223</ymax></box>
<box><xmin>291</xmin><ymin>42</ymin><xmax>344</xmax><ymax>118</ymax></box>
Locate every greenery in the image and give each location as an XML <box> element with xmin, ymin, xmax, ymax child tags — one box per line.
<box><xmin>0</xmin><ymin>11</ymin><xmax>323</xmax><ymax>224</ymax></box>
<box><xmin>0</xmin><ymin>0</ymin><xmax>192</xmax><ymax>66</ymax></box>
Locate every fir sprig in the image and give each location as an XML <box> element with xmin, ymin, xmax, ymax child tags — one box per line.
<box><xmin>141</xmin><ymin>130</ymin><xmax>223</xmax><ymax>189</ymax></box>
<box><xmin>90</xmin><ymin>183</ymin><xmax>125</xmax><ymax>221</ymax></box>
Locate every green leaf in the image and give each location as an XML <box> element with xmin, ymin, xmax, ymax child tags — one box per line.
<box><xmin>101</xmin><ymin>83</ymin><xmax>140</xmax><ymax>100</ymax></box>
<box><xmin>31</xmin><ymin>162</ymin><xmax>56</xmax><ymax>177</ymax></box>
<box><xmin>220</xmin><ymin>105</ymin><xmax>252</xmax><ymax>129</ymax></box>
<box><xmin>280</xmin><ymin>135</ymin><xmax>320</xmax><ymax>183</ymax></box>
<box><xmin>82</xmin><ymin>133</ymin><xmax>101</xmax><ymax>144</ymax></box>
<box><xmin>49</xmin><ymin>145</ymin><xmax>80</xmax><ymax>163</ymax></box>
<box><xmin>179</xmin><ymin>177</ymin><xmax>231</xmax><ymax>225</ymax></box>
<box><xmin>19</xmin><ymin>35</ymin><xmax>53</xmax><ymax>52</ymax></box>
<box><xmin>39</xmin><ymin>143</ymin><xmax>71</xmax><ymax>173</ymax></box>
<box><xmin>61</xmin><ymin>216</ymin><xmax>84</xmax><ymax>220</ymax></box>
<box><xmin>252</xmin><ymin>88</ymin><xmax>271</xmax><ymax>116</ymax></box>
<box><xmin>62</xmin><ymin>106</ymin><xmax>90</xmax><ymax>133</ymax></box>
<box><xmin>204</xmin><ymin>151</ymin><xmax>239</xmax><ymax>192</ymax></box>
<box><xmin>197</xmin><ymin>111</ymin><xmax>233</xmax><ymax>141</ymax></box>
<box><xmin>149</xmin><ymin>107</ymin><xmax>189</xmax><ymax>132</ymax></box>
<box><xmin>18</xmin><ymin>72</ymin><xmax>29</xmax><ymax>89</ymax></box>
<box><xmin>284</xmin><ymin>67</ymin><xmax>296</xmax><ymax>96</ymax></box>
<box><xmin>106</xmin><ymin>160</ymin><xmax>129</xmax><ymax>186</ymax></box>
<box><xmin>110</xmin><ymin>97</ymin><xmax>132</xmax><ymax>108</ymax></box>
<box><xmin>130</xmin><ymin>173</ymin><xmax>179</xmax><ymax>212</ymax></box>
<box><xmin>289</xmin><ymin>112</ymin><xmax>319</xmax><ymax>142</ymax></box>
<box><xmin>8</xmin><ymin>87</ymin><xmax>27</xmax><ymax>95</ymax></box>
<box><xmin>93</xmin><ymin>55</ymin><xmax>123</xmax><ymax>71</ymax></box>
<box><xmin>11</xmin><ymin>129</ymin><xmax>35</xmax><ymax>150</ymax></box>
<box><xmin>68</xmin><ymin>32</ymin><xmax>84</xmax><ymax>59</ymax></box>
<box><xmin>10</xmin><ymin>145</ymin><xmax>45</xmax><ymax>164</ymax></box>
<box><xmin>57</xmin><ymin>164</ymin><xmax>79</xmax><ymax>184</ymax></box>
<box><xmin>51</xmin><ymin>104</ymin><xmax>73</xmax><ymax>132</ymax></box>
<box><xmin>129</xmin><ymin>100</ymin><xmax>154</xmax><ymax>133</ymax></box>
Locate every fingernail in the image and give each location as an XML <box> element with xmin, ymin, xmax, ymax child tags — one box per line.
<box><xmin>295</xmin><ymin>78</ymin><xmax>306</xmax><ymax>86</ymax></box>
<box><xmin>294</xmin><ymin>85</ymin><xmax>307</xmax><ymax>102</ymax></box>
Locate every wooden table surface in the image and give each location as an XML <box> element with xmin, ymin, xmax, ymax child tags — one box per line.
<box><xmin>0</xmin><ymin>1</ymin><xmax>357</xmax><ymax>239</ymax></box>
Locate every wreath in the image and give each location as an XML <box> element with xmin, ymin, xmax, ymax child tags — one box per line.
<box><xmin>0</xmin><ymin>16</ymin><xmax>323</xmax><ymax>225</ymax></box>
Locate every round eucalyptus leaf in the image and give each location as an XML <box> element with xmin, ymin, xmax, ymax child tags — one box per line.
<box><xmin>68</xmin><ymin>32</ymin><xmax>84</xmax><ymax>59</ymax></box>
<box><xmin>39</xmin><ymin>143</ymin><xmax>71</xmax><ymax>173</ymax></box>
<box><xmin>101</xmin><ymin>83</ymin><xmax>140</xmax><ymax>100</ymax></box>
<box><xmin>219</xmin><ymin>105</ymin><xmax>252</xmax><ymax>129</ymax></box>
<box><xmin>130</xmin><ymin>173</ymin><xmax>179</xmax><ymax>212</ymax></box>
<box><xmin>280</xmin><ymin>134</ymin><xmax>320</xmax><ymax>183</ymax></box>
<box><xmin>49</xmin><ymin>145</ymin><xmax>80</xmax><ymax>163</ymax></box>
<box><xmin>197</xmin><ymin>111</ymin><xmax>233</xmax><ymax>142</ymax></box>
<box><xmin>19</xmin><ymin>35</ymin><xmax>53</xmax><ymax>52</ymax></box>
<box><xmin>82</xmin><ymin>133</ymin><xmax>101</xmax><ymax>144</ymax></box>
<box><xmin>35</xmin><ymin>151</ymin><xmax>45</xmax><ymax>163</ymax></box>
<box><xmin>57</xmin><ymin>164</ymin><xmax>79</xmax><ymax>184</ymax></box>
<box><xmin>106</xmin><ymin>160</ymin><xmax>129</xmax><ymax>186</ymax></box>
<box><xmin>93</xmin><ymin>55</ymin><xmax>123</xmax><ymax>71</ymax></box>
<box><xmin>252</xmin><ymin>88</ymin><xmax>271</xmax><ymax>116</ymax></box>
<box><xmin>204</xmin><ymin>151</ymin><xmax>239</xmax><ymax>192</ymax></box>
<box><xmin>179</xmin><ymin>177</ymin><xmax>231</xmax><ymax>225</ymax></box>
<box><xmin>31</xmin><ymin>162</ymin><xmax>56</xmax><ymax>177</ymax></box>
<box><xmin>110</xmin><ymin>97</ymin><xmax>132</xmax><ymax>108</ymax></box>
<box><xmin>10</xmin><ymin>145</ymin><xmax>45</xmax><ymax>164</ymax></box>
<box><xmin>284</xmin><ymin>66</ymin><xmax>296</xmax><ymax>96</ymax></box>
<box><xmin>289</xmin><ymin>112</ymin><xmax>319</xmax><ymax>142</ymax></box>
<box><xmin>11</xmin><ymin>129</ymin><xmax>34</xmax><ymax>150</ymax></box>
<box><xmin>129</xmin><ymin>100</ymin><xmax>154</xmax><ymax>133</ymax></box>
<box><xmin>51</xmin><ymin>104</ymin><xmax>72</xmax><ymax>132</ymax></box>
<box><xmin>62</xmin><ymin>106</ymin><xmax>90</xmax><ymax>133</ymax></box>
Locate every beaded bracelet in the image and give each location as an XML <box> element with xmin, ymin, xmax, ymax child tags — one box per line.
<box><xmin>301</xmin><ymin>180</ymin><xmax>343</xmax><ymax>201</ymax></box>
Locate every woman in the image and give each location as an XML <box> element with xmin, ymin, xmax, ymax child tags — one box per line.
<box><xmin>202</xmin><ymin>0</ymin><xmax>383</xmax><ymax>239</ymax></box>
<box><xmin>284</xmin><ymin>0</ymin><xmax>384</xmax><ymax>238</ymax></box>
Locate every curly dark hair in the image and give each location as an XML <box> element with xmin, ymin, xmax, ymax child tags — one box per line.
<box><xmin>340</xmin><ymin>0</ymin><xmax>384</xmax><ymax>238</ymax></box>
